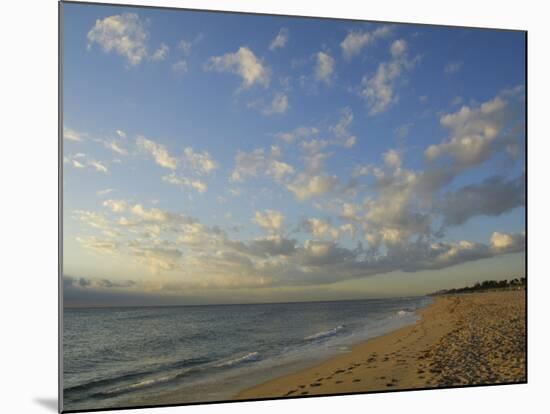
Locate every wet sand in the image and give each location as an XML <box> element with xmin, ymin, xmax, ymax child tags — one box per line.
<box><xmin>236</xmin><ymin>290</ymin><xmax>526</xmax><ymax>400</ymax></box>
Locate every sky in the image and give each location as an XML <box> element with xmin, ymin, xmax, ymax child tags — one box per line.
<box><xmin>62</xmin><ymin>2</ymin><xmax>526</xmax><ymax>307</ymax></box>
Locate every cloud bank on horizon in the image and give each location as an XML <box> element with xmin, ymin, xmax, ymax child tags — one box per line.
<box><xmin>62</xmin><ymin>4</ymin><xmax>526</xmax><ymax>305</ymax></box>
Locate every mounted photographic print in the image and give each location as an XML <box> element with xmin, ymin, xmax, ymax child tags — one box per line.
<box><xmin>60</xmin><ymin>1</ymin><xmax>527</xmax><ymax>412</ymax></box>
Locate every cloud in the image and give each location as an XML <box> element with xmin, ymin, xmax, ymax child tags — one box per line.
<box><xmin>130</xmin><ymin>204</ymin><xmax>175</xmax><ymax>223</ymax></box>
<box><xmin>360</xmin><ymin>39</ymin><xmax>418</xmax><ymax>115</ymax></box>
<box><xmin>87</xmin><ymin>13</ymin><xmax>149</xmax><ymax>66</ymax></box>
<box><xmin>97</xmin><ymin>188</ymin><xmax>115</xmax><ymax>196</ymax></box>
<box><xmin>315</xmin><ymin>52</ymin><xmax>335</xmax><ymax>84</ymax></box>
<box><xmin>64</xmin><ymin>276</ymin><xmax>136</xmax><ymax>290</ymax></box>
<box><xmin>489</xmin><ymin>231</ymin><xmax>525</xmax><ymax>254</ymax></box>
<box><xmin>151</xmin><ymin>43</ymin><xmax>169</xmax><ymax>61</ymax></box>
<box><xmin>131</xmin><ymin>246</ymin><xmax>183</xmax><ymax>272</ymax></box>
<box><xmin>172</xmin><ymin>60</ymin><xmax>188</xmax><ymax>74</ymax></box>
<box><xmin>301</xmin><ymin>218</ymin><xmax>340</xmax><ymax>240</ymax></box>
<box><xmin>229</xmin><ymin>235</ymin><xmax>297</xmax><ymax>257</ymax></box>
<box><xmin>104</xmin><ymin>139</ymin><xmax>128</xmax><ymax>156</ymax></box>
<box><xmin>286</xmin><ymin>174</ymin><xmax>338</xmax><ymax>200</ymax></box>
<box><xmin>253</xmin><ymin>210</ymin><xmax>284</xmax><ymax>233</ymax></box>
<box><xmin>183</xmin><ymin>147</ymin><xmax>218</xmax><ymax>175</ymax></box>
<box><xmin>136</xmin><ymin>136</ymin><xmax>178</xmax><ymax>170</ymax></box>
<box><xmin>262</xmin><ymin>92</ymin><xmax>289</xmax><ymax>115</ymax></box>
<box><xmin>205</xmin><ymin>47</ymin><xmax>270</xmax><ymax>89</ymax></box>
<box><xmin>230</xmin><ymin>147</ymin><xmax>294</xmax><ymax>182</ymax></box>
<box><xmin>88</xmin><ymin>160</ymin><xmax>109</xmax><ymax>173</ymax></box>
<box><xmin>162</xmin><ymin>173</ymin><xmax>208</xmax><ymax>193</ymax></box>
<box><xmin>330</xmin><ymin>107</ymin><xmax>357</xmax><ymax>148</ymax></box>
<box><xmin>383</xmin><ymin>149</ymin><xmax>402</xmax><ymax>169</ymax></box>
<box><xmin>275</xmin><ymin>126</ymin><xmax>319</xmax><ymax>144</ymax></box>
<box><xmin>63</xmin><ymin>126</ymin><xmax>85</xmax><ymax>142</ymax></box>
<box><xmin>179</xmin><ymin>34</ymin><xmax>203</xmax><ymax>55</ymax></box>
<box><xmin>394</xmin><ymin>123</ymin><xmax>412</xmax><ymax>140</ymax></box>
<box><xmin>103</xmin><ymin>199</ymin><xmax>127</xmax><ymax>213</ymax></box>
<box><xmin>438</xmin><ymin>174</ymin><xmax>525</xmax><ymax>226</ymax></box>
<box><xmin>425</xmin><ymin>88</ymin><xmax>524</xmax><ymax>167</ymax></box>
<box><xmin>445</xmin><ymin>61</ymin><xmax>463</xmax><ymax>74</ymax></box>
<box><xmin>390</xmin><ymin>39</ymin><xmax>407</xmax><ymax>57</ymax></box>
<box><xmin>76</xmin><ymin>236</ymin><xmax>120</xmax><ymax>255</ymax></box>
<box><xmin>298</xmin><ymin>240</ymin><xmax>356</xmax><ymax>267</ymax></box>
<box><xmin>269</xmin><ymin>28</ymin><xmax>289</xmax><ymax>51</ymax></box>
<box><xmin>340</xmin><ymin>25</ymin><xmax>392</xmax><ymax>59</ymax></box>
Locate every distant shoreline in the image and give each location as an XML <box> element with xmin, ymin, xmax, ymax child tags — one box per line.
<box><xmin>235</xmin><ymin>290</ymin><xmax>526</xmax><ymax>400</ymax></box>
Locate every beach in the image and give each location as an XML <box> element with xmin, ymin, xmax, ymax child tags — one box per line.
<box><xmin>236</xmin><ymin>290</ymin><xmax>526</xmax><ymax>400</ymax></box>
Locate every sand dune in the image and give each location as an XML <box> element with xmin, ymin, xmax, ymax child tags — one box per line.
<box><xmin>235</xmin><ymin>290</ymin><xmax>526</xmax><ymax>399</ymax></box>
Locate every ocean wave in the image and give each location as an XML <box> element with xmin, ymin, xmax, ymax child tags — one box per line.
<box><xmin>64</xmin><ymin>356</ymin><xmax>210</xmax><ymax>396</ymax></box>
<box><xmin>304</xmin><ymin>325</ymin><xmax>345</xmax><ymax>341</ymax></box>
<box><xmin>215</xmin><ymin>352</ymin><xmax>260</xmax><ymax>368</ymax></box>
<box><xmin>96</xmin><ymin>373</ymin><xmax>178</xmax><ymax>397</ymax></box>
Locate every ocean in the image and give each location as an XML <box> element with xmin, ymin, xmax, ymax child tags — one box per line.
<box><xmin>63</xmin><ymin>296</ymin><xmax>432</xmax><ymax>411</ymax></box>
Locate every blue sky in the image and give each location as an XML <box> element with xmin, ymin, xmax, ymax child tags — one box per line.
<box><xmin>62</xmin><ymin>3</ymin><xmax>525</xmax><ymax>306</ymax></box>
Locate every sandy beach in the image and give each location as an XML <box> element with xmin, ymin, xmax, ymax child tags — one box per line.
<box><xmin>236</xmin><ymin>290</ymin><xmax>526</xmax><ymax>400</ymax></box>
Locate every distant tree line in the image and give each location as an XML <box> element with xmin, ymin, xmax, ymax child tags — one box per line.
<box><xmin>430</xmin><ymin>277</ymin><xmax>526</xmax><ymax>296</ymax></box>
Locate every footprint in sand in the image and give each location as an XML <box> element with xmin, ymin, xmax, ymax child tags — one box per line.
<box><xmin>335</xmin><ymin>380</ymin><xmax>343</xmax><ymax>384</ymax></box>
<box><xmin>284</xmin><ymin>390</ymin><xmax>297</xmax><ymax>396</ymax></box>
<box><xmin>310</xmin><ymin>383</ymin><xmax>322</xmax><ymax>387</ymax></box>
<box><xmin>353</xmin><ymin>379</ymin><xmax>361</xmax><ymax>383</ymax></box>
<box><xmin>301</xmin><ymin>391</ymin><xmax>309</xmax><ymax>395</ymax></box>
<box><xmin>386</xmin><ymin>383</ymin><xmax>395</xmax><ymax>387</ymax></box>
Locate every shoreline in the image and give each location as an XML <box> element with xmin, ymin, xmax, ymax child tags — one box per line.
<box><xmin>235</xmin><ymin>290</ymin><xmax>526</xmax><ymax>400</ymax></box>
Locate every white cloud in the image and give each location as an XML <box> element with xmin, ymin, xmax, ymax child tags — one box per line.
<box><xmin>286</xmin><ymin>174</ymin><xmax>338</xmax><ymax>200</ymax></box>
<box><xmin>151</xmin><ymin>43</ymin><xmax>169</xmax><ymax>61</ymax></box>
<box><xmin>490</xmin><ymin>231</ymin><xmax>525</xmax><ymax>253</ymax></box>
<box><xmin>330</xmin><ymin>107</ymin><xmax>357</xmax><ymax>148</ymax></box>
<box><xmin>269</xmin><ymin>28</ymin><xmax>289</xmax><ymax>51</ymax></box>
<box><xmin>116</xmin><ymin>130</ymin><xmax>127</xmax><ymax>139</ymax></box>
<box><xmin>130</xmin><ymin>204</ymin><xmax>172</xmax><ymax>222</ymax></box>
<box><xmin>76</xmin><ymin>236</ymin><xmax>120</xmax><ymax>255</ymax></box>
<box><xmin>183</xmin><ymin>147</ymin><xmax>218</xmax><ymax>175</ymax></box>
<box><xmin>361</xmin><ymin>39</ymin><xmax>417</xmax><ymax>115</ymax></box>
<box><xmin>275</xmin><ymin>126</ymin><xmax>319</xmax><ymax>144</ymax></box>
<box><xmin>383</xmin><ymin>149</ymin><xmax>401</xmax><ymax>169</ymax></box>
<box><xmin>315</xmin><ymin>52</ymin><xmax>335</xmax><ymax>84</ymax></box>
<box><xmin>162</xmin><ymin>173</ymin><xmax>208</xmax><ymax>193</ymax></box>
<box><xmin>445</xmin><ymin>61</ymin><xmax>463</xmax><ymax>74</ymax></box>
<box><xmin>390</xmin><ymin>39</ymin><xmax>407</xmax><ymax>57</ymax></box>
<box><xmin>88</xmin><ymin>160</ymin><xmax>109</xmax><ymax>173</ymax></box>
<box><xmin>230</xmin><ymin>148</ymin><xmax>294</xmax><ymax>182</ymax></box>
<box><xmin>340</xmin><ymin>25</ymin><xmax>392</xmax><ymax>59</ymax></box>
<box><xmin>87</xmin><ymin>13</ymin><xmax>149</xmax><ymax>66</ymax></box>
<box><xmin>425</xmin><ymin>89</ymin><xmax>524</xmax><ymax>167</ymax></box>
<box><xmin>63</xmin><ymin>126</ymin><xmax>84</xmax><ymax>141</ymax></box>
<box><xmin>262</xmin><ymin>92</ymin><xmax>289</xmax><ymax>115</ymax></box>
<box><xmin>253</xmin><ymin>210</ymin><xmax>284</xmax><ymax>234</ymax></box>
<box><xmin>179</xmin><ymin>34</ymin><xmax>203</xmax><ymax>55</ymax></box>
<box><xmin>179</xmin><ymin>39</ymin><xmax>193</xmax><ymax>54</ymax></box>
<box><xmin>395</xmin><ymin>123</ymin><xmax>412</xmax><ymax>140</ymax></box>
<box><xmin>136</xmin><ymin>136</ymin><xmax>178</xmax><ymax>170</ymax></box>
<box><xmin>103</xmin><ymin>199</ymin><xmax>127</xmax><ymax>212</ymax></box>
<box><xmin>302</xmin><ymin>218</ymin><xmax>340</xmax><ymax>240</ymax></box>
<box><xmin>105</xmin><ymin>140</ymin><xmax>128</xmax><ymax>156</ymax></box>
<box><xmin>172</xmin><ymin>60</ymin><xmax>188</xmax><ymax>74</ymax></box>
<box><xmin>205</xmin><ymin>47</ymin><xmax>270</xmax><ymax>89</ymax></box>
<box><xmin>97</xmin><ymin>188</ymin><xmax>115</xmax><ymax>196</ymax></box>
